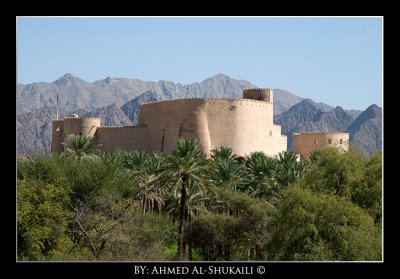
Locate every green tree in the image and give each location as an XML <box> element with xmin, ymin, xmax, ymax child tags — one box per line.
<box><xmin>17</xmin><ymin>153</ymin><xmax>67</xmax><ymax>184</ymax></box>
<box><xmin>350</xmin><ymin>151</ymin><xmax>382</xmax><ymax>224</ymax></box>
<box><xmin>161</xmin><ymin>138</ymin><xmax>208</xmax><ymax>260</ymax></box>
<box><xmin>244</xmin><ymin>152</ymin><xmax>277</xmax><ymax>199</ymax></box>
<box><xmin>65</xmin><ymin>134</ymin><xmax>102</xmax><ymax>161</ymax></box>
<box><xmin>210</xmin><ymin>146</ymin><xmax>236</xmax><ymax>162</ymax></box>
<box><xmin>63</xmin><ymin>159</ymin><xmax>120</xmax><ymax>204</ymax></box>
<box><xmin>270</xmin><ymin>187</ymin><xmax>381</xmax><ymax>261</ymax></box>
<box><xmin>18</xmin><ymin>179</ymin><xmax>72</xmax><ymax>260</ymax></box>
<box><xmin>123</xmin><ymin>150</ymin><xmax>149</xmax><ymax>169</ymax></box>
<box><xmin>273</xmin><ymin>151</ymin><xmax>305</xmax><ymax>189</ymax></box>
<box><xmin>130</xmin><ymin>153</ymin><xmax>167</xmax><ymax>213</ymax></box>
<box><xmin>67</xmin><ymin>194</ymin><xmax>175</xmax><ymax>260</ymax></box>
<box><xmin>186</xmin><ymin>191</ymin><xmax>276</xmax><ymax>261</ymax></box>
<box><xmin>303</xmin><ymin>147</ymin><xmax>367</xmax><ymax>197</ymax></box>
<box><xmin>100</xmin><ymin>151</ymin><xmax>125</xmax><ymax>169</ymax></box>
<box><xmin>185</xmin><ymin>214</ymin><xmax>241</xmax><ymax>260</ymax></box>
<box><xmin>209</xmin><ymin>156</ymin><xmax>246</xmax><ymax>192</ymax></box>
<box><xmin>301</xmin><ymin>147</ymin><xmax>382</xmax><ymax>224</ymax></box>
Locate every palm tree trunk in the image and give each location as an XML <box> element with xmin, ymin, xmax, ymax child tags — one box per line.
<box><xmin>188</xmin><ymin>244</ymin><xmax>193</xmax><ymax>261</ymax></box>
<box><xmin>177</xmin><ymin>175</ymin><xmax>188</xmax><ymax>259</ymax></box>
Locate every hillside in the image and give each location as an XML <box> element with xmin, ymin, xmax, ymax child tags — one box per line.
<box><xmin>17</xmin><ymin>73</ymin><xmax>379</xmax><ymax>155</ymax></box>
<box><xmin>275</xmin><ymin>100</ymin><xmax>381</xmax><ymax>155</ymax></box>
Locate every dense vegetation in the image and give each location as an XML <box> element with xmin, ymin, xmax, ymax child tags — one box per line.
<box><xmin>17</xmin><ymin>135</ymin><xmax>382</xmax><ymax>261</ymax></box>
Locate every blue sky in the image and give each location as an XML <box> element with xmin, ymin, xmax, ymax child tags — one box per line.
<box><xmin>17</xmin><ymin>17</ymin><xmax>382</xmax><ymax>110</ymax></box>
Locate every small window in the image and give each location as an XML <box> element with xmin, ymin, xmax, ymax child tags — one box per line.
<box><xmin>314</xmin><ymin>139</ymin><xmax>318</xmax><ymax>145</ymax></box>
<box><xmin>328</xmin><ymin>139</ymin><xmax>332</xmax><ymax>144</ymax></box>
<box><xmin>340</xmin><ymin>139</ymin><xmax>343</xmax><ymax>144</ymax></box>
<box><xmin>79</xmin><ymin>133</ymin><xmax>82</xmax><ymax>136</ymax></box>
<box><xmin>269</xmin><ymin>131</ymin><xmax>272</xmax><ymax>137</ymax></box>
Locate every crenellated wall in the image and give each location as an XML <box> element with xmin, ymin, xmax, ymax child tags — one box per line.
<box><xmin>293</xmin><ymin>132</ymin><xmax>349</xmax><ymax>161</ymax></box>
<box><xmin>132</xmin><ymin>97</ymin><xmax>280</xmax><ymax>156</ymax></box>
<box><xmin>243</xmin><ymin>88</ymin><xmax>272</xmax><ymax>102</ymax></box>
<box><xmin>51</xmin><ymin>88</ymin><xmax>288</xmax><ymax>157</ymax></box>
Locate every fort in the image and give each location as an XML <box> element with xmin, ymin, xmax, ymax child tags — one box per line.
<box><xmin>293</xmin><ymin>132</ymin><xmax>349</xmax><ymax>161</ymax></box>
<box><xmin>51</xmin><ymin>88</ymin><xmax>349</xmax><ymax>159</ymax></box>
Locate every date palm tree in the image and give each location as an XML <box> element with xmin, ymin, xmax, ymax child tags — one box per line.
<box><xmin>209</xmin><ymin>156</ymin><xmax>246</xmax><ymax>192</ymax></box>
<box><xmin>130</xmin><ymin>153</ymin><xmax>167</xmax><ymax>213</ymax></box>
<box><xmin>274</xmin><ymin>151</ymin><xmax>305</xmax><ymax>190</ymax></box>
<box><xmin>210</xmin><ymin>146</ymin><xmax>235</xmax><ymax>162</ymax></box>
<box><xmin>65</xmin><ymin>134</ymin><xmax>102</xmax><ymax>161</ymax></box>
<box><xmin>244</xmin><ymin>152</ymin><xmax>277</xmax><ymax>199</ymax></box>
<box><xmin>160</xmin><ymin>138</ymin><xmax>209</xmax><ymax>260</ymax></box>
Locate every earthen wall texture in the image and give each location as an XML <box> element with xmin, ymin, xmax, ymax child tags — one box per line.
<box><xmin>51</xmin><ymin>118</ymin><xmax>101</xmax><ymax>152</ymax></box>
<box><xmin>293</xmin><ymin>132</ymin><xmax>349</xmax><ymax>161</ymax></box>
<box><xmin>51</xmin><ymin>120</ymin><xmax>64</xmax><ymax>152</ymax></box>
<box><xmin>52</xmin><ymin>89</ymin><xmax>287</xmax><ymax>157</ymax></box>
<box><xmin>98</xmin><ymin>98</ymin><xmax>282</xmax><ymax>156</ymax></box>
<box><xmin>63</xmin><ymin>118</ymin><xmax>101</xmax><ymax>137</ymax></box>
<box><xmin>243</xmin><ymin>88</ymin><xmax>272</xmax><ymax>102</ymax></box>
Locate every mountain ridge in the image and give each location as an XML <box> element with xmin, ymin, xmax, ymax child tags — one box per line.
<box><xmin>275</xmin><ymin>100</ymin><xmax>381</xmax><ymax>155</ymax></box>
<box><xmin>17</xmin><ymin>73</ymin><xmax>326</xmax><ymax>116</ymax></box>
<box><xmin>17</xmin><ymin>73</ymin><xmax>380</xmax><ymax>156</ymax></box>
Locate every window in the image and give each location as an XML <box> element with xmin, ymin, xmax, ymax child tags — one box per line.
<box><xmin>328</xmin><ymin>139</ymin><xmax>332</xmax><ymax>144</ymax></box>
<box><xmin>340</xmin><ymin>139</ymin><xmax>343</xmax><ymax>144</ymax></box>
<box><xmin>269</xmin><ymin>131</ymin><xmax>272</xmax><ymax>137</ymax></box>
<box><xmin>314</xmin><ymin>139</ymin><xmax>318</xmax><ymax>144</ymax></box>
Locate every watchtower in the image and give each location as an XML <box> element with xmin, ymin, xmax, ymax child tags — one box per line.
<box><xmin>243</xmin><ymin>88</ymin><xmax>273</xmax><ymax>103</ymax></box>
<box><xmin>51</xmin><ymin>114</ymin><xmax>101</xmax><ymax>153</ymax></box>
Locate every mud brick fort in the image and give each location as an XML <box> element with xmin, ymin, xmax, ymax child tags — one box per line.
<box><xmin>52</xmin><ymin>88</ymin><xmax>349</xmax><ymax>159</ymax></box>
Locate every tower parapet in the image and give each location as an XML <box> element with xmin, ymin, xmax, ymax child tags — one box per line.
<box><xmin>243</xmin><ymin>88</ymin><xmax>273</xmax><ymax>103</ymax></box>
<box><xmin>63</xmin><ymin>114</ymin><xmax>101</xmax><ymax>138</ymax></box>
<box><xmin>51</xmin><ymin>114</ymin><xmax>101</xmax><ymax>153</ymax></box>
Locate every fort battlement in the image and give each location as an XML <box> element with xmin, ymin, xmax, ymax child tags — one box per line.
<box><xmin>243</xmin><ymin>87</ymin><xmax>271</xmax><ymax>91</ymax></box>
<box><xmin>294</xmin><ymin>131</ymin><xmax>349</xmax><ymax>135</ymax></box>
<box><xmin>63</xmin><ymin>117</ymin><xmax>102</xmax><ymax>120</ymax></box>
<box><xmin>243</xmin><ymin>88</ymin><xmax>272</xmax><ymax>102</ymax></box>
<box><xmin>98</xmin><ymin>125</ymin><xmax>139</xmax><ymax>129</ymax></box>
<box><xmin>142</xmin><ymin>98</ymin><xmax>272</xmax><ymax>107</ymax></box>
<box><xmin>52</xmin><ymin>89</ymin><xmax>285</xmax><ymax>156</ymax></box>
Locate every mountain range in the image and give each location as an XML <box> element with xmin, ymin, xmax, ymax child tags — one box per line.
<box><xmin>17</xmin><ymin>73</ymin><xmax>381</xmax><ymax>156</ymax></box>
<box><xmin>274</xmin><ymin>100</ymin><xmax>381</xmax><ymax>156</ymax></box>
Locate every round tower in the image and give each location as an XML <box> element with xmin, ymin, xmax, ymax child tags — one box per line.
<box><xmin>63</xmin><ymin>114</ymin><xmax>101</xmax><ymax>138</ymax></box>
<box><xmin>51</xmin><ymin>120</ymin><xmax>64</xmax><ymax>153</ymax></box>
<box><xmin>243</xmin><ymin>88</ymin><xmax>273</xmax><ymax>103</ymax></box>
<box><xmin>243</xmin><ymin>88</ymin><xmax>274</xmax><ymax>123</ymax></box>
<box><xmin>293</xmin><ymin>132</ymin><xmax>349</xmax><ymax>161</ymax></box>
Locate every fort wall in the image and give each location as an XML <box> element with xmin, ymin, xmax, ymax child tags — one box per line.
<box><xmin>51</xmin><ymin>88</ymin><xmax>288</xmax><ymax>157</ymax></box>
<box><xmin>95</xmin><ymin>126</ymin><xmax>149</xmax><ymax>152</ymax></box>
<box><xmin>293</xmin><ymin>132</ymin><xmax>349</xmax><ymax>161</ymax></box>
<box><xmin>51</xmin><ymin>120</ymin><xmax>64</xmax><ymax>152</ymax></box>
<box><xmin>133</xmin><ymin>98</ymin><xmax>279</xmax><ymax>156</ymax></box>
<box><xmin>63</xmin><ymin>117</ymin><xmax>101</xmax><ymax>138</ymax></box>
<box><xmin>243</xmin><ymin>88</ymin><xmax>272</xmax><ymax>102</ymax></box>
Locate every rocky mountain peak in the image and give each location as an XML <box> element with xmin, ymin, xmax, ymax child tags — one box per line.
<box><xmin>54</xmin><ymin>73</ymin><xmax>79</xmax><ymax>86</ymax></box>
<box><xmin>17</xmin><ymin>73</ymin><xmax>381</xmax><ymax>156</ymax></box>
